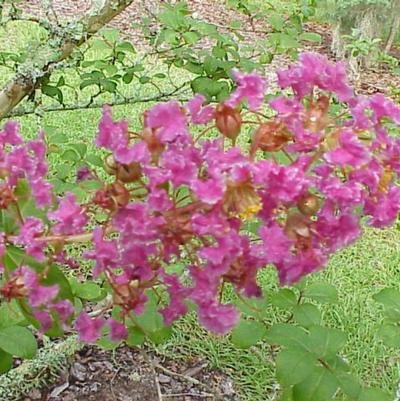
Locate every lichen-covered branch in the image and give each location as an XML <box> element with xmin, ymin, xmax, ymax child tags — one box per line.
<box><xmin>0</xmin><ymin>0</ymin><xmax>134</xmax><ymax>121</ymax></box>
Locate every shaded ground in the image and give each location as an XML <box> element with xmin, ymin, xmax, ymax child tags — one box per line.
<box><xmin>18</xmin><ymin>0</ymin><xmax>400</xmax><ymax>96</ymax></box>
<box><xmin>20</xmin><ymin>344</ymin><xmax>237</xmax><ymax>401</ymax></box>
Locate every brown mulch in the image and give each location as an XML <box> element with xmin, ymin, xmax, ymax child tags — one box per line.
<box><xmin>20</xmin><ymin>344</ymin><xmax>238</xmax><ymax>401</ymax></box>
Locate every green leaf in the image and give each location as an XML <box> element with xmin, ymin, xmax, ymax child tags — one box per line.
<box><xmin>153</xmin><ymin>73</ymin><xmax>166</xmax><ymax>79</ymax></box>
<box><xmin>74</xmin><ymin>282</ymin><xmax>103</xmax><ymax>301</ymax></box>
<box><xmin>102</xmin><ymin>29</ymin><xmax>119</xmax><ymax>42</ymax></box>
<box><xmin>293</xmin><ymin>303</ymin><xmax>322</xmax><ymax>328</ymax></box>
<box><xmin>139</xmin><ymin>76</ymin><xmax>151</xmax><ymax>84</ymax></box>
<box><xmin>48</xmin><ymin>134</ymin><xmax>67</xmax><ymax>145</ymax></box>
<box><xmin>303</xmin><ymin>282</ymin><xmax>338</xmax><ymax>304</ymax></box>
<box><xmin>276</xmin><ymin>348</ymin><xmax>317</xmax><ymax>385</ymax></box>
<box><xmin>184</xmin><ymin>62</ymin><xmax>204</xmax><ymax>75</ymax></box>
<box><xmin>300</xmin><ymin>32</ymin><xmax>322</xmax><ymax>43</ymax></box>
<box><xmin>308</xmin><ymin>326</ymin><xmax>347</xmax><ymax>359</ymax></box>
<box><xmin>335</xmin><ymin>371</ymin><xmax>362</xmax><ymax>400</ymax></box>
<box><xmin>0</xmin><ymin>326</ymin><xmax>37</xmax><ymax>359</ymax></box>
<box><xmin>265</xmin><ymin>323</ymin><xmax>311</xmax><ymax>352</ymax></box>
<box><xmin>269</xmin><ymin>288</ymin><xmax>297</xmax><ymax>310</ymax></box>
<box><xmin>69</xmin><ymin>143</ymin><xmax>87</xmax><ymax>158</ymax></box>
<box><xmin>183</xmin><ymin>31</ymin><xmax>200</xmax><ymax>44</ymax></box>
<box><xmin>61</xmin><ymin>148</ymin><xmax>80</xmax><ymax>162</ymax></box>
<box><xmin>86</xmin><ymin>154</ymin><xmax>104</xmax><ymax>167</ymax></box>
<box><xmin>126</xmin><ymin>326</ymin><xmax>145</xmax><ymax>346</ymax></box>
<box><xmin>0</xmin><ymin>300</ymin><xmax>27</xmax><ymax>329</ymax></box>
<box><xmin>97</xmin><ymin>336</ymin><xmax>120</xmax><ymax>350</ymax></box>
<box><xmin>235</xmin><ymin>296</ymin><xmax>268</xmax><ymax>318</ymax></box>
<box><xmin>377</xmin><ymin>323</ymin><xmax>400</xmax><ymax>347</ymax></box>
<box><xmin>269</xmin><ymin>14</ymin><xmax>285</xmax><ymax>31</ymax></box>
<box><xmin>204</xmin><ymin>55</ymin><xmax>219</xmax><ymax>76</ymax></box>
<box><xmin>293</xmin><ymin>366</ymin><xmax>338</xmax><ymax>401</ymax></box>
<box><xmin>116</xmin><ymin>41</ymin><xmax>136</xmax><ymax>53</ymax></box>
<box><xmin>231</xmin><ymin>319</ymin><xmax>266</xmax><ymax>349</ymax></box>
<box><xmin>123</xmin><ymin>72</ymin><xmax>134</xmax><ymax>84</ymax></box>
<box><xmin>101</xmin><ymin>79</ymin><xmax>117</xmax><ymax>93</ymax></box>
<box><xmin>357</xmin><ymin>388</ymin><xmax>392</xmax><ymax>401</ymax></box>
<box><xmin>42</xmin><ymin>85</ymin><xmax>63</xmax><ymax>103</ymax></box>
<box><xmin>148</xmin><ymin>326</ymin><xmax>173</xmax><ymax>345</ymax></box>
<box><xmin>56</xmin><ymin>163</ymin><xmax>73</xmax><ymax>180</ymax></box>
<box><xmin>0</xmin><ymin>349</ymin><xmax>12</xmax><ymax>373</ymax></box>
<box><xmin>373</xmin><ymin>288</ymin><xmax>400</xmax><ymax>321</ymax></box>
<box><xmin>135</xmin><ymin>306</ymin><xmax>163</xmax><ymax>334</ymax></box>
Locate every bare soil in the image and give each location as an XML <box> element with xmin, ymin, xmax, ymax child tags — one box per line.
<box><xmin>20</xmin><ymin>344</ymin><xmax>237</xmax><ymax>401</ymax></box>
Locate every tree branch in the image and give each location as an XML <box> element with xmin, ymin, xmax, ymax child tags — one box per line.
<box><xmin>6</xmin><ymin>84</ymin><xmax>190</xmax><ymax>117</ymax></box>
<box><xmin>0</xmin><ymin>0</ymin><xmax>134</xmax><ymax>121</ymax></box>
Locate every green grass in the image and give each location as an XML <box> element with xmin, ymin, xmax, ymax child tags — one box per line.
<box><xmin>156</xmin><ymin>227</ymin><xmax>400</xmax><ymax>401</ymax></box>
<box><xmin>1</xmin><ymin>12</ymin><xmax>400</xmax><ymax>401</ymax></box>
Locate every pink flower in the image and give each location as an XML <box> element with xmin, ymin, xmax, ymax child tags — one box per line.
<box><xmin>370</xmin><ymin>94</ymin><xmax>400</xmax><ymax>125</ymax></box>
<box><xmin>325</xmin><ymin>130</ymin><xmax>370</xmax><ymax>168</ymax></box>
<box><xmin>160</xmin><ymin>273</ymin><xmax>189</xmax><ymax>325</ymax></box>
<box><xmin>278</xmin><ymin>52</ymin><xmax>353</xmax><ymax>101</ymax></box>
<box><xmin>364</xmin><ymin>185</ymin><xmax>400</xmax><ymax>227</ymax></box>
<box><xmin>15</xmin><ymin>217</ymin><xmax>46</xmax><ymax>262</ymax></box>
<box><xmin>84</xmin><ymin>228</ymin><xmax>120</xmax><ymax>277</ymax></box>
<box><xmin>259</xmin><ymin>223</ymin><xmax>293</xmax><ymax>264</ymax></box>
<box><xmin>316</xmin><ymin>203</ymin><xmax>361</xmax><ymax>252</ymax></box>
<box><xmin>226</xmin><ymin>69</ymin><xmax>267</xmax><ymax>111</ymax></box>
<box><xmin>0</xmin><ymin>121</ymin><xmax>23</xmax><ymax>146</ymax></box>
<box><xmin>109</xmin><ymin>319</ymin><xmax>128</xmax><ymax>341</ymax></box>
<box><xmin>20</xmin><ymin>267</ymin><xmax>59</xmax><ymax>307</ymax></box>
<box><xmin>48</xmin><ymin>192</ymin><xmax>88</xmax><ymax>235</ymax></box>
<box><xmin>34</xmin><ymin>310</ymin><xmax>53</xmax><ymax>333</ymax></box>
<box><xmin>96</xmin><ymin>106</ymin><xmax>150</xmax><ymax>164</ymax></box>
<box><xmin>75</xmin><ymin>312</ymin><xmax>105</xmax><ymax>343</ymax></box>
<box><xmin>145</xmin><ymin>101</ymin><xmax>189</xmax><ymax>143</ymax></box>
<box><xmin>53</xmin><ymin>300</ymin><xmax>74</xmax><ymax>321</ymax></box>
<box><xmin>191</xmin><ymin>175</ymin><xmax>225</xmax><ymax>205</ymax></box>
<box><xmin>197</xmin><ymin>302</ymin><xmax>239</xmax><ymax>335</ymax></box>
<box><xmin>185</xmin><ymin>95</ymin><xmax>215</xmax><ymax>124</ymax></box>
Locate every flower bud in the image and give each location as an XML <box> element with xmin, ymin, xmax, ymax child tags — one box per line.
<box><xmin>0</xmin><ymin>184</ymin><xmax>14</xmax><ymax>209</ymax></box>
<box><xmin>215</xmin><ymin>104</ymin><xmax>242</xmax><ymax>142</ymax></box>
<box><xmin>117</xmin><ymin>162</ymin><xmax>142</xmax><ymax>183</ymax></box>
<box><xmin>284</xmin><ymin>213</ymin><xmax>311</xmax><ymax>240</ymax></box>
<box><xmin>297</xmin><ymin>193</ymin><xmax>320</xmax><ymax>216</ymax></box>
<box><xmin>142</xmin><ymin>127</ymin><xmax>165</xmax><ymax>164</ymax></box>
<box><xmin>104</xmin><ymin>154</ymin><xmax>117</xmax><ymax>176</ymax></box>
<box><xmin>104</xmin><ymin>155</ymin><xmax>142</xmax><ymax>183</ymax></box>
<box><xmin>304</xmin><ymin>95</ymin><xmax>330</xmax><ymax>133</ymax></box>
<box><xmin>94</xmin><ymin>182</ymin><xmax>130</xmax><ymax>211</ymax></box>
<box><xmin>251</xmin><ymin>120</ymin><xmax>291</xmax><ymax>155</ymax></box>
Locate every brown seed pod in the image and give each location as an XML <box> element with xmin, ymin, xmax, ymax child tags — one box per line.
<box><xmin>284</xmin><ymin>212</ymin><xmax>311</xmax><ymax>240</ymax></box>
<box><xmin>297</xmin><ymin>193</ymin><xmax>321</xmax><ymax>216</ymax></box>
<box><xmin>117</xmin><ymin>162</ymin><xmax>142</xmax><ymax>183</ymax></box>
<box><xmin>103</xmin><ymin>154</ymin><xmax>117</xmax><ymax>176</ymax></box>
<box><xmin>304</xmin><ymin>95</ymin><xmax>330</xmax><ymax>133</ymax></box>
<box><xmin>251</xmin><ymin>120</ymin><xmax>291</xmax><ymax>155</ymax></box>
<box><xmin>94</xmin><ymin>181</ymin><xmax>130</xmax><ymax>211</ymax></box>
<box><xmin>215</xmin><ymin>104</ymin><xmax>242</xmax><ymax>142</ymax></box>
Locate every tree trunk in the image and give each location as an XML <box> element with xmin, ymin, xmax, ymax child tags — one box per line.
<box><xmin>0</xmin><ymin>0</ymin><xmax>134</xmax><ymax>121</ymax></box>
<box><xmin>385</xmin><ymin>0</ymin><xmax>400</xmax><ymax>53</ymax></box>
<box><xmin>331</xmin><ymin>21</ymin><xmax>346</xmax><ymax>59</ymax></box>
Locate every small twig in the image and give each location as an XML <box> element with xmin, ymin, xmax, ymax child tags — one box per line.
<box><xmin>152</xmin><ymin>362</ymin><xmax>224</xmax><ymax>401</ymax></box>
<box><xmin>137</xmin><ymin>348</ymin><xmax>163</xmax><ymax>401</ymax></box>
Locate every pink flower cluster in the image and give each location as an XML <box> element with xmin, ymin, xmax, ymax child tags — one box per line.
<box><xmin>1</xmin><ymin>52</ymin><xmax>400</xmax><ymax>342</ymax></box>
